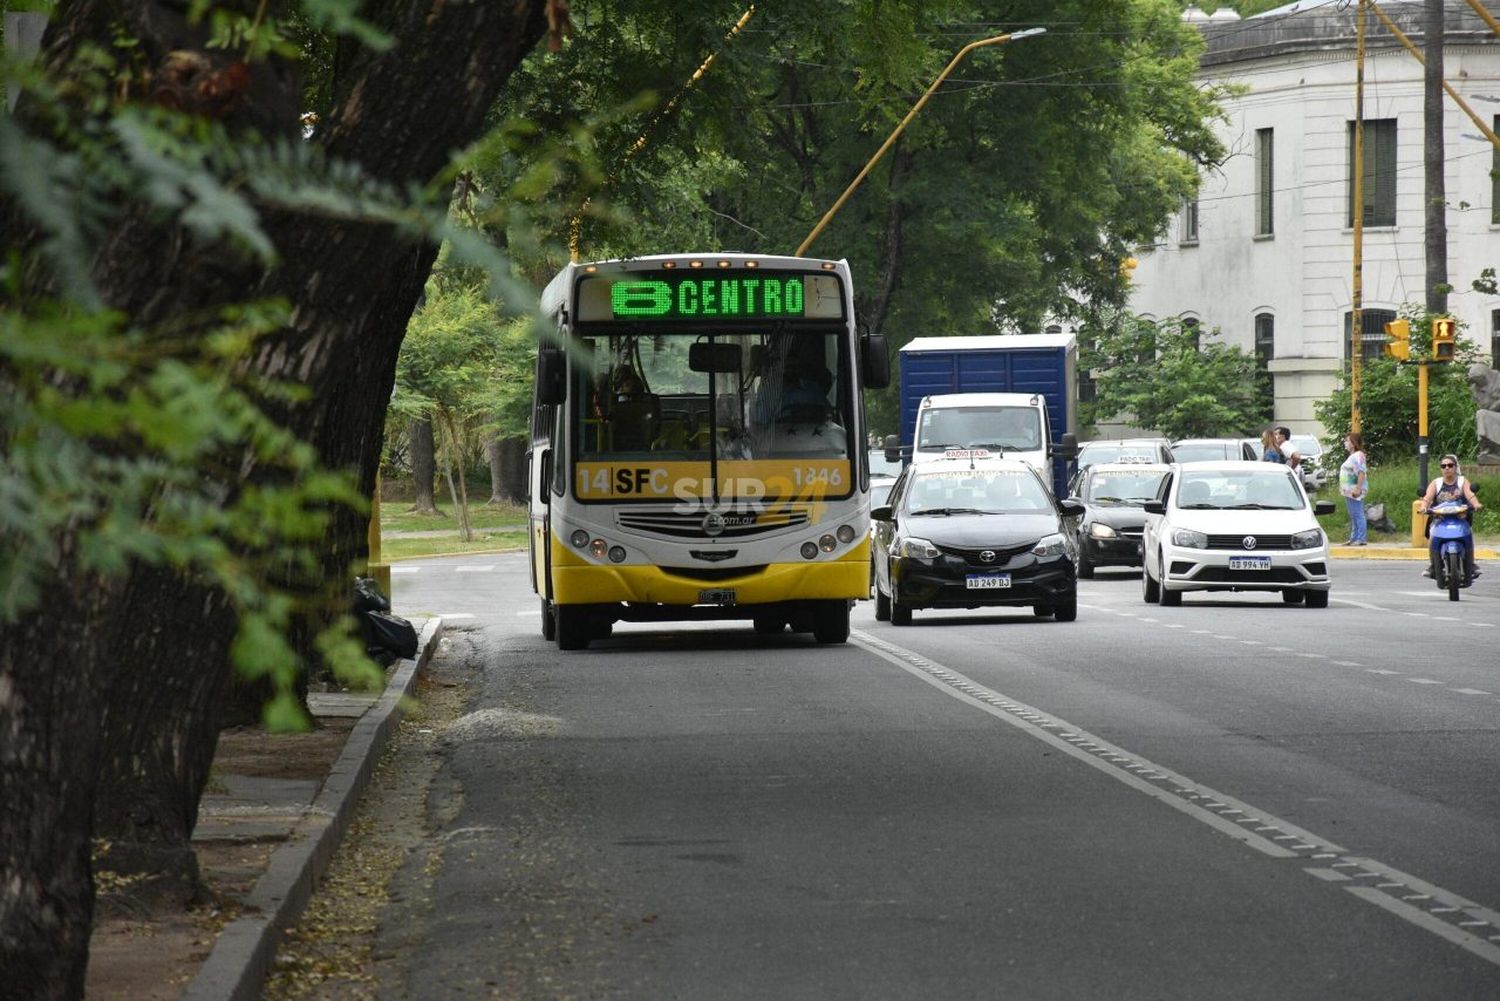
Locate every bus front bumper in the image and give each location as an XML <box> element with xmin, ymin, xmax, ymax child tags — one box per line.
<box><xmin>551</xmin><ymin>540</ymin><xmax>871</xmax><ymax>606</ymax></box>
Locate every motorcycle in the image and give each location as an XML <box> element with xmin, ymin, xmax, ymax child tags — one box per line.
<box><xmin>1428</xmin><ymin>500</ymin><xmax>1473</xmax><ymax>602</ymax></box>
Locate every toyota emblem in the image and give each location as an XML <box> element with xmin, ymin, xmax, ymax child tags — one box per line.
<box><xmin>980</xmin><ymin>550</ymin><xmax>997</xmax><ymax>562</ymax></box>
<box><xmin>1242</xmin><ymin>535</ymin><xmax>1258</xmax><ymax>550</ymax></box>
<box><xmin>703</xmin><ymin>513</ymin><xmax>727</xmax><ymax>537</ymax></box>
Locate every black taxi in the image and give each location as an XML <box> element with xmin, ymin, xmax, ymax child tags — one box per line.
<box><xmin>871</xmin><ymin>451</ymin><xmax>1083</xmax><ymax>625</ymax></box>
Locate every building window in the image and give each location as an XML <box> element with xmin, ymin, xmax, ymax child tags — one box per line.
<box><xmin>1181</xmin><ymin>197</ymin><xmax>1199</xmax><ymax>244</ymax></box>
<box><xmin>1348</xmin><ymin>119</ymin><xmax>1397</xmax><ymax>227</ymax></box>
<box><xmin>1254</xmin><ymin>313</ymin><xmax>1275</xmax><ymax>366</ymax></box>
<box><xmin>1344</xmin><ymin>308</ymin><xmax>1397</xmax><ymax>361</ymax></box>
<box><xmin>1492</xmin><ymin>309</ymin><xmax>1500</xmax><ymax>367</ymax></box>
<box><xmin>1182</xmin><ymin>316</ymin><xmax>1201</xmax><ymax>351</ymax></box>
<box><xmin>1255</xmin><ymin>128</ymin><xmax>1274</xmax><ymax>236</ymax></box>
<box><xmin>1492</xmin><ymin>117</ymin><xmax>1499</xmax><ymax>226</ymax></box>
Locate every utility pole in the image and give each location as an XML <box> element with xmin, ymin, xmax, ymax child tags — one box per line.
<box><xmin>1351</xmin><ymin>0</ymin><xmax>1367</xmax><ymax>435</ymax></box>
<box><xmin>1422</xmin><ymin>0</ymin><xmax>1447</xmax><ymax>492</ymax></box>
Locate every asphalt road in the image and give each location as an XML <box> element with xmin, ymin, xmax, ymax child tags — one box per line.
<box><xmin>384</xmin><ymin>555</ymin><xmax>1500</xmax><ymax>999</ymax></box>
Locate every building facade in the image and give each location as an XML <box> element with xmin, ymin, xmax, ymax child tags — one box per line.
<box><xmin>1127</xmin><ymin>0</ymin><xmax>1500</xmax><ymax>438</ymax></box>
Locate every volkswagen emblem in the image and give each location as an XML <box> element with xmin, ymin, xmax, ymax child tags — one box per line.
<box><xmin>1242</xmin><ymin>535</ymin><xmax>1258</xmax><ymax>550</ymax></box>
<box><xmin>980</xmin><ymin>550</ymin><xmax>997</xmax><ymax>563</ymax></box>
<box><xmin>703</xmin><ymin>512</ymin><xmax>727</xmax><ymax>537</ymax></box>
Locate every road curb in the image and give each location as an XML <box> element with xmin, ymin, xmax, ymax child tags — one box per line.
<box><xmin>1329</xmin><ymin>546</ymin><xmax>1499</xmax><ymax>560</ymax></box>
<box><xmin>182</xmin><ymin>615</ymin><xmax>445</xmax><ymax>1001</ymax></box>
<box><xmin>389</xmin><ymin>546</ymin><xmax>525</xmax><ymax>562</ymax></box>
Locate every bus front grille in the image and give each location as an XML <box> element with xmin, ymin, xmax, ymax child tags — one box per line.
<box><xmin>617</xmin><ymin>508</ymin><xmax>810</xmax><ymax>540</ymax></box>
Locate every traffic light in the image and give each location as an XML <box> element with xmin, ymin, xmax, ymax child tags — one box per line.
<box><xmin>1431</xmin><ymin>315</ymin><xmax>1456</xmax><ymax>361</ymax></box>
<box><xmin>1382</xmin><ymin>318</ymin><xmax>1410</xmax><ymax>361</ymax></box>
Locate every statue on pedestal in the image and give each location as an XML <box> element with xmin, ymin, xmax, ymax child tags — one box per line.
<box><xmin>1471</xmin><ymin>362</ymin><xmax>1500</xmax><ymax>464</ymax></box>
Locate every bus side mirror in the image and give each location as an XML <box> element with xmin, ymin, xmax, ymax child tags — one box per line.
<box><xmin>862</xmin><ymin>334</ymin><xmax>890</xmax><ymax>389</ymax></box>
<box><xmin>537</xmin><ymin>347</ymin><xmax>566</xmax><ymax>405</ymax></box>
<box><xmin>1049</xmin><ymin>432</ymin><xmax>1079</xmax><ymax>461</ymax></box>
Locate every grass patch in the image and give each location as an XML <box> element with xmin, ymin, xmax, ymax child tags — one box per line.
<box><xmin>382</xmin><ymin>530</ymin><xmax>529</xmax><ymax>561</ymax></box>
<box><xmin>1312</xmin><ymin>458</ymin><xmax>1499</xmax><ymax>544</ymax></box>
<box><xmin>380</xmin><ymin>502</ymin><xmax>526</xmax><ymax>535</ymax></box>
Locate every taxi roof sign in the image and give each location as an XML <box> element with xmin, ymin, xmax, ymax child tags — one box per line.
<box><xmin>942</xmin><ymin>448</ymin><xmax>993</xmax><ymax>460</ymax></box>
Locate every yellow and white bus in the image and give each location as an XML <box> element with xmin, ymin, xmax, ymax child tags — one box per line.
<box><xmin>528</xmin><ymin>253</ymin><xmax>890</xmax><ymax>650</ymax></box>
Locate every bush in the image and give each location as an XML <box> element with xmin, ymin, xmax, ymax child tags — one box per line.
<box><xmin>1315</xmin><ymin>459</ymin><xmax>1499</xmax><ymax>540</ymax></box>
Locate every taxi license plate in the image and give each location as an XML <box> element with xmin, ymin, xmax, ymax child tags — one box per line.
<box><xmin>966</xmin><ymin>575</ymin><xmax>1011</xmax><ymax>590</ymax></box>
<box><xmin>698</xmin><ymin>588</ymin><xmax>737</xmax><ymax>605</ymax></box>
<box><xmin>1229</xmin><ymin>556</ymin><xmax>1272</xmax><ymax>571</ymax></box>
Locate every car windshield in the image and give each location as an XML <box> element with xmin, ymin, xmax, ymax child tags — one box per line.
<box><xmin>1175</xmin><ymin>470</ymin><xmax>1306</xmax><ymax>510</ymax></box>
<box><xmin>1170</xmin><ymin>443</ymin><xmax>1230</xmax><ymax>463</ymax></box>
<box><xmin>906</xmin><ymin>468</ymin><xmax>1052</xmax><ymax>515</ymax></box>
<box><xmin>916</xmin><ymin>406</ymin><xmax>1041</xmax><ymax>453</ymax></box>
<box><xmin>1085</xmin><ymin>469</ymin><xmax>1167</xmax><ymax>505</ymax></box>
<box><xmin>1078</xmin><ymin>444</ymin><xmax>1158</xmax><ymax>468</ymax></box>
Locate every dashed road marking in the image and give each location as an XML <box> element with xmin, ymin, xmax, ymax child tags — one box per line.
<box><xmin>851</xmin><ymin>629</ymin><xmax>1500</xmax><ymax>968</ymax></box>
<box><xmin>391</xmin><ymin>566</ymin><xmax>423</xmax><ymax>574</ymax></box>
<box><xmin>455</xmin><ymin>565</ymin><xmax>496</xmax><ymax>573</ymax></box>
<box><xmin>1407</xmin><ymin>678</ymin><xmax>1445</xmax><ymax>685</ymax></box>
<box><xmin>1452</xmin><ymin>688</ymin><xmax>1492</xmax><ymax>696</ymax></box>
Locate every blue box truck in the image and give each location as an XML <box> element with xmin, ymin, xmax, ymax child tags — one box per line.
<box><xmin>890</xmin><ymin>334</ymin><xmax>1079</xmax><ymax>497</ymax></box>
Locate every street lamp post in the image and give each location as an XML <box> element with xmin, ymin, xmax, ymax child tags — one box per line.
<box><xmin>794</xmin><ymin>27</ymin><xmax>1046</xmax><ymax>257</ymax></box>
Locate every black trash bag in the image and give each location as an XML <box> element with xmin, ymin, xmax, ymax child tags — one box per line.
<box><xmin>363</xmin><ymin>610</ymin><xmax>418</xmax><ymax>660</ymax></box>
<box><xmin>354</xmin><ymin>576</ymin><xmax>391</xmax><ymax>613</ymax></box>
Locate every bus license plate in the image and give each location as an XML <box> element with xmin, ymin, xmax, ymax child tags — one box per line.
<box><xmin>1229</xmin><ymin>556</ymin><xmax>1271</xmax><ymax>571</ymax></box>
<box><xmin>966</xmin><ymin>574</ymin><xmax>1011</xmax><ymax>590</ymax></box>
<box><xmin>698</xmin><ymin>588</ymin><xmax>737</xmax><ymax>605</ymax></box>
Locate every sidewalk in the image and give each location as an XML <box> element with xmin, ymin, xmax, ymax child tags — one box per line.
<box><xmin>86</xmin><ymin>616</ymin><xmax>444</xmax><ymax>1001</ymax></box>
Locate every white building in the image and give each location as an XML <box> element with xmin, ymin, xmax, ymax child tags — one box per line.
<box><xmin>1127</xmin><ymin>0</ymin><xmax>1500</xmax><ymax>438</ymax></box>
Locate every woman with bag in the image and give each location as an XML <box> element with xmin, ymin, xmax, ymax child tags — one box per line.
<box><xmin>1338</xmin><ymin>432</ymin><xmax>1368</xmax><ymax>545</ymax></box>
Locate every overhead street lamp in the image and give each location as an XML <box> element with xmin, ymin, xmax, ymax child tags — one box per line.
<box><xmin>794</xmin><ymin>27</ymin><xmax>1046</xmax><ymax>257</ymax></box>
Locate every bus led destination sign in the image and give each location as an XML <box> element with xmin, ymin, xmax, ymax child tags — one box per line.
<box><xmin>576</xmin><ymin>271</ymin><xmax>844</xmax><ymax>323</ymax></box>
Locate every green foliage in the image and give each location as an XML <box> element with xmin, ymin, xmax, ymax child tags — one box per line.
<box><xmin>1080</xmin><ymin>313</ymin><xmax>1270</xmax><ymax>439</ymax></box>
<box><xmin>1314</xmin><ymin>313</ymin><xmax>1482</xmax><ymax>468</ymax></box>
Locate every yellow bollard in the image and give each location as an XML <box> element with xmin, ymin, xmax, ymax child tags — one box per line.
<box><xmin>1410</xmin><ymin>498</ymin><xmax>1426</xmax><ymax>549</ymax></box>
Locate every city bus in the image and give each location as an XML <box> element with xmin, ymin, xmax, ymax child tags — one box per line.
<box><xmin>527</xmin><ymin>253</ymin><xmax>890</xmax><ymax>650</ymax></box>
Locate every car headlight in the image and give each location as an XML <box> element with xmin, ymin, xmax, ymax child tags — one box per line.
<box><xmin>1290</xmin><ymin>528</ymin><xmax>1323</xmax><ymax>550</ymax></box>
<box><xmin>1032</xmin><ymin>533</ymin><xmax>1067</xmax><ymax>558</ymax></box>
<box><xmin>1089</xmin><ymin>522</ymin><xmax>1117</xmax><ymax>539</ymax></box>
<box><xmin>1172</xmin><ymin>528</ymin><xmax>1208</xmax><ymax>549</ymax></box>
<box><xmin>900</xmin><ymin>537</ymin><xmax>941</xmax><ymax>559</ymax></box>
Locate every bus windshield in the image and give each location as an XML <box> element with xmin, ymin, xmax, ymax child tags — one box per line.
<box><xmin>571</xmin><ymin>328</ymin><xmax>853</xmax><ymax>502</ymax></box>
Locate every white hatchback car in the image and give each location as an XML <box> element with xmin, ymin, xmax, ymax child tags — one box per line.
<box><xmin>1141</xmin><ymin>462</ymin><xmax>1335</xmax><ymax>607</ymax></box>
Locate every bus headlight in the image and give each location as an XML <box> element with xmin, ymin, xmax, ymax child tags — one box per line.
<box><xmin>608</xmin><ymin>546</ymin><xmax>627</xmax><ymax>563</ymax></box>
<box><xmin>836</xmin><ymin>524</ymin><xmax>856</xmax><ymax>544</ymax></box>
<box><xmin>819</xmin><ymin>534</ymin><xmax>837</xmax><ymax>553</ymax></box>
<box><xmin>590</xmin><ymin>538</ymin><xmax>608</xmax><ymax>559</ymax></box>
<box><xmin>570</xmin><ymin>529</ymin><xmax>589</xmax><ymax>548</ymax></box>
<box><xmin>800</xmin><ymin>542</ymin><xmax>820</xmax><ymax>560</ymax></box>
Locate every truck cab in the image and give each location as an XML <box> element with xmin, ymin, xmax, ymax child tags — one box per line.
<box><xmin>910</xmin><ymin>393</ymin><xmax>1052</xmax><ymax>481</ymax></box>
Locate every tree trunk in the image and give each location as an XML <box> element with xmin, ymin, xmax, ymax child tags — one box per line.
<box><xmin>440</xmin><ymin>410</ymin><xmax>474</xmax><ymax>543</ymax></box>
<box><xmin>485</xmin><ymin>431</ymin><xmax>506</xmax><ymax>504</ymax></box>
<box><xmin>0</xmin><ymin>0</ymin><xmax>550</xmax><ymax>990</ymax></box>
<box><xmin>410</xmin><ymin>417</ymin><xmax>443</xmax><ymax>515</ymax></box>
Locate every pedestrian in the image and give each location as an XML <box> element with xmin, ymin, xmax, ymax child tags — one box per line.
<box><xmin>1339</xmin><ymin>431</ymin><xmax>1368</xmax><ymax>545</ymax></box>
<box><xmin>1274</xmin><ymin>426</ymin><xmax>1301</xmax><ymax>474</ymax></box>
<box><xmin>1260</xmin><ymin>427</ymin><xmax>1283</xmax><ymax>463</ymax></box>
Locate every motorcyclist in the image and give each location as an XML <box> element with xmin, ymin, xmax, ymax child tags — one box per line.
<box><xmin>1418</xmin><ymin>454</ymin><xmax>1483</xmax><ymax>585</ymax></box>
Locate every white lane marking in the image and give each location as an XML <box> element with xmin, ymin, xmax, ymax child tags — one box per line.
<box><xmin>515</xmin><ymin>610</ymin><xmax>541</xmax><ymax>617</ymax></box>
<box><xmin>1212</xmin><ymin>634</ymin><xmax>1234</xmax><ymax>640</ymax></box>
<box><xmin>1346</xmin><ymin>888</ymin><xmax>1500</xmax><ymax>966</ymax></box>
<box><xmin>391</xmin><ymin>566</ymin><xmax>423</xmax><ymax>574</ymax></box>
<box><xmin>852</xmin><ymin>629</ymin><xmax>1500</xmax><ymax>967</ymax></box>
<box><xmin>1407</xmin><ymin>678</ymin><xmax>1445</xmax><ymax>685</ymax></box>
<box><xmin>1331</xmin><ymin>596</ymin><xmax>1387</xmax><ymax>610</ymax></box>
<box><xmin>1297</xmin><ymin>653</ymin><xmax>1328</xmax><ymax>660</ymax></box>
<box><xmin>1334</xmin><ymin>660</ymin><xmax>1364</xmax><ymax>667</ymax></box>
<box><xmin>1474</xmin><ymin>623</ymin><xmax>1497</xmax><ymax>629</ymax></box>
<box><xmin>455</xmin><ymin>565</ymin><xmax>496</xmax><ymax>573</ymax></box>
<box><xmin>1268</xmin><ymin>646</ymin><xmax>1293</xmax><ymax>653</ymax></box>
<box><xmin>1191</xmin><ymin>629</ymin><xmax>1214</xmax><ymax>635</ymax></box>
<box><xmin>1452</xmin><ymin>688</ymin><xmax>1493</xmax><ymax>696</ymax></box>
<box><xmin>1396</xmin><ymin>591</ymin><xmax>1440</xmax><ymax>598</ymax></box>
<box><xmin>1433</xmin><ymin>617</ymin><xmax>1462</xmax><ymax>622</ymax></box>
<box><xmin>851</xmin><ymin>631</ymin><xmax>1304</xmax><ymax>860</ymax></box>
